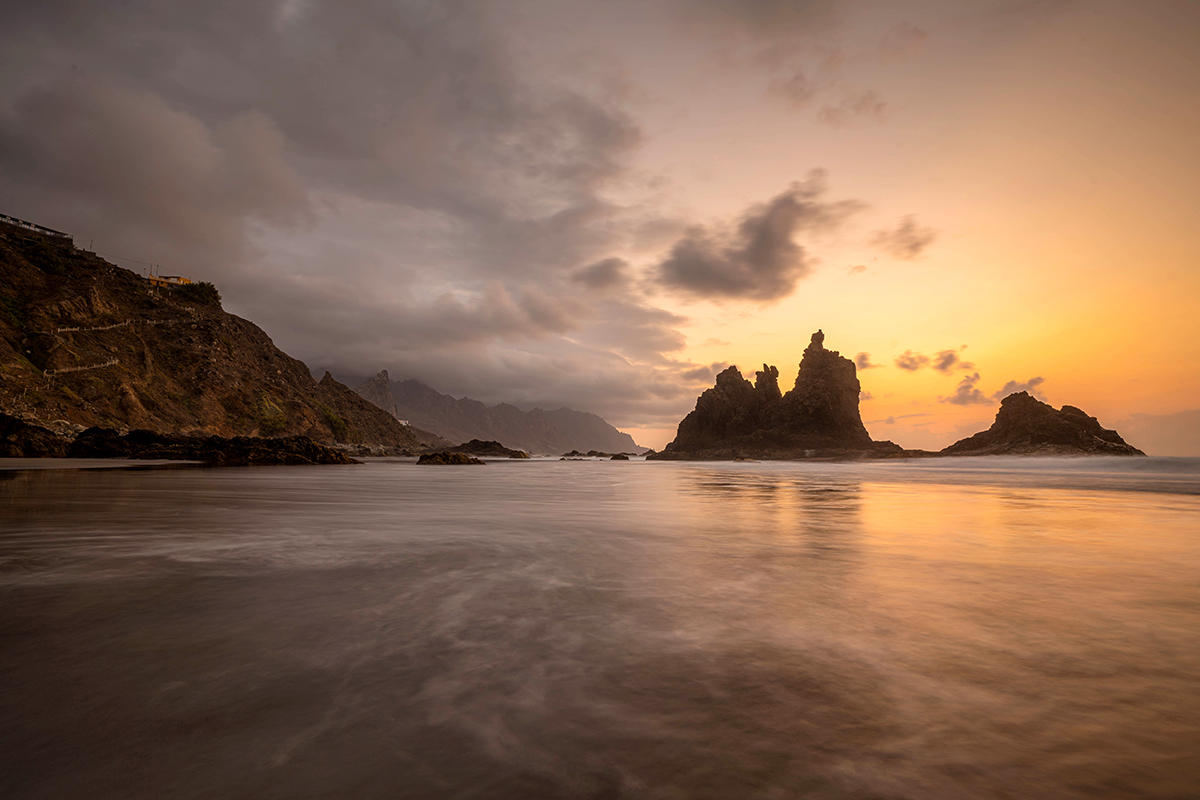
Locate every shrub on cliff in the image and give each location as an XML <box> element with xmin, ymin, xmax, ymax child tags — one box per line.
<box><xmin>176</xmin><ymin>281</ymin><xmax>222</xmax><ymax>307</ymax></box>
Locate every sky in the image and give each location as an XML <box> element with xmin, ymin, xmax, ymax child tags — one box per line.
<box><xmin>2</xmin><ymin>0</ymin><xmax>1198</xmax><ymax>452</ymax></box>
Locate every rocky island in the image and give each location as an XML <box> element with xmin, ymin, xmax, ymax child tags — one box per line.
<box><xmin>650</xmin><ymin>331</ymin><xmax>1145</xmax><ymax>461</ymax></box>
<box><xmin>942</xmin><ymin>392</ymin><xmax>1144</xmax><ymax>456</ymax></box>
<box><xmin>650</xmin><ymin>331</ymin><xmax>903</xmax><ymax>460</ymax></box>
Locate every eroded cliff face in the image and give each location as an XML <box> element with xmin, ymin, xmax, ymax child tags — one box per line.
<box><xmin>942</xmin><ymin>392</ymin><xmax>1144</xmax><ymax>456</ymax></box>
<box><xmin>655</xmin><ymin>331</ymin><xmax>889</xmax><ymax>459</ymax></box>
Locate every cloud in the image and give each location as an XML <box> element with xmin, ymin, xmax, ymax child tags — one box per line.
<box><xmin>855</xmin><ymin>352</ymin><xmax>882</xmax><ymax>370</ymax></box>
<box><xmin>859</xmin><ymin>390</ymin><xmax>873</xmax><ymax>401</ymax></box>
<box><xmin>870</xmin><ymin>215</ymin><xmax>937</xmax><ymax>259</ymax></box>
<box><xmin>894</xmin><ymin>350</ymin><xmax>929</xmax><ymax>371</ymax></box>
<box><xmin>942</xmin><ymin>373</ymin><xmax>992</xmax><ymax>406</ymax></box>
<box><xmin>932</xmin><ymin>348</ymin><xmax>975</xmax><ymax>373</ymax></box>
<box><xmin>0</xmin><ymin>75</ymin><xmax>312</xmax><ymax>268</ymax></box>
<box><xmin>845</xmin><ymin>264</ymin><xmax>868</xmax><ymax>275</ymax></box>
<box><xmin>768</xmin><ymin>70</ymin><xmax>818</xmax><ymax>108</ymax></box>
<box><xmin>993</xmin><ymin>376</ymin><xmax>1046</xmax><ymax>401</ymax></box>
<box><xmin>818</xmin><ymin>89</ymin><xmax>887</xmax><ymax>125</ymax></box>
<box><xmin>655</xmin><ymin>171</ymin><xmax>863</xmax><ymax>301</ymax></box>
<box><xmin>875</xmin><ymin>22</ymin><xmax>929</xmax><ymax>62</ymax></box>
<box><xmin>868</xmin><ymin>412</ymin><xmax>930</xmax><ymax>424</ymax></box>
<box><xmin>573</xmin><ymin>257</ymin><xmax>628</xmax><ymax>291</ymax></box>
<box><xmin>681</xmin><ymin>362</ymin><xmax>731</xmax><ymax>382</ymax></box>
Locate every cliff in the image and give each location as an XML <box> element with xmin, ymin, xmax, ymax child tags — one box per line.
<box><xmin>0</xmin><ymin>221</ymin><xmax>443</xmax><ymax>452</ymax></box>
<box><xmin>353</xmin><ymin>371</ymin><xmax>644</xmax><ymax>455</ymax></box>
<box><xmin>941</xmin><ymin>392</ymin><xmax>1145</xmax><ymax>456</ymax></box>
<box><xmin>652</xmin><ymin>331</ymin><xmax>899</xmax><ymax>460</ymax></box>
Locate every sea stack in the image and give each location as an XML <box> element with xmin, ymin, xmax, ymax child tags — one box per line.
<box><xmin>941</xmin><ymin>392</ymin><xmax>1145</xmax><ymax>456</ymax></box>
<box><xmin>651</xmin><ymin>331</ymin><xmax>898</xmax><ymax>460</ymax></box>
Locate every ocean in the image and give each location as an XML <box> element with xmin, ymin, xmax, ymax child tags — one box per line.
<box><xmin>2</xmin><ymin>456</ymin><xmax>1198</xmax><ymax>799</ymax></box>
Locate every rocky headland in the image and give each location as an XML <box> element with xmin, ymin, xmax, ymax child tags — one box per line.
<box><xmin>650</xmin><ymin>331</ymin><xmax>903</xmax><ymax>460</ymax></box>
<box><xmin>941</xmin><ymin>392</ymin><xmax>1145</xmax><ymax>456</ymax></box>
<box><xmin>0</xmin><ymin>220</ymin><xmax>448</xmax><ymax>455</ymax></box>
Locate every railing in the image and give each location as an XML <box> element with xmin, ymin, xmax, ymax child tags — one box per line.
<box><xmin>43</xmin><ymin>358</ymin><xmax>119</xmax><ymax>377</ymax></box>
<box><xmin>0</xmin><ymin>213</ymin><xmax>71</xmax><ymax>239</ymax></box>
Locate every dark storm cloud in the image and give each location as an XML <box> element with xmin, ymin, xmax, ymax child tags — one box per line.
<box><xmin>870</xmin><ymin>215</ymin><xmax>938</xmax><ymax>259</ymax></box>
<box><xmin>932</xmin><ymin>348</ymin><xmax>975</xmax><ymax>373</ymax></box>
<box><xmin>993</xmin><ymin>376</ymin><xmax>1046</xmax><ymax>401</ymax></box>
<box><xmin>895</xmin><ymin>350</ymin><xmax>930</xmax><ymax>371</ymax></box>
<box><xmin>0</xmin><ymin>75</ymin><xmax>311</xmax><ymax>268</ymax></box>
<box><xmin>655</xmin><ymin>171</ymin><xmax>863</xmax><ymax>301</ymax></box>
<box><xmin>855</xmin><ymin>352</ymin><xmax>881</xmax><ymax>370</ymax></box>
<box><xmin>942</xmin><ymin>373</ymin><xmax>992</xmax><ymax>406</ymax></box>
<box><xmin>0</xmin><ymin>0</ymin><xmax>642</xmax><ymax>283</ymax></box>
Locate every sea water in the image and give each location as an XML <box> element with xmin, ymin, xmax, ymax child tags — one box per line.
<box><xmin>1</xmin><ymin>457</ymin><xmax>1198</xmax><ymax>799</ymax></box>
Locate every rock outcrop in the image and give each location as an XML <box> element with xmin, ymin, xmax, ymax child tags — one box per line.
<box><xmin>651</xmin><ymin>331</ymin><xmax>901</xmax><ymax>460</ymax></box>
<box><xmin>1</xmin><ymin>414</ymin><xmax>356</xmax><ymax>464</ymax></box>
<box><xmin>416</xmin><ymin>452</ymin><xmax>486</xmax><ymax>465</ymax></box>
<box><xmin>0</xmin><ymin>413</ymin><xmax>70</xmax><ymax>457</ymax></box>
<box><xmin>352</xmin><ymin>371</ymin><xmax>645</xmax><ymax>455</ymax></box>
<box><xmin>941</xmin><ymin>392</ymin><xmax>1145</xmax><ymax>456</ymax></box>
<box><xmin>447</xmin><ymin>439</ymin><xmax>531</xmax><ymax>458</ymax></box>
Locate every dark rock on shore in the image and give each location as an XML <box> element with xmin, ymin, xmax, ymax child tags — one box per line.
<box><xmin>2</xmin><ymin>414</ymin><xmax>357</xmax><ymax>465</ymax></box>
<box><xmin>0</xmin><ymin>413</ymin><xmax>70</xmax><ymax>457</ymax></box>
<box><xmin>561</xmin><ymin>449</ymin><xmax>639</xmax><ymax>458</ymax></box>
<box><xmin>448</xmin><ymin>439</ymin><xmax>530</xmax><ymax>458</ymax></box>
<box><xmin>942</xmin><ymin>392</ymin><xmax>1145</xmax><ymax>456</ymax></box>
<box><xmin>610</xmin><ymin>453</ymin><xmax>629</xmax><ymax>460</ymax></box>
<box><xmin>417</xmin><ymin>452</ymin><xmax>486</xmax><ymax>465</ymax></box>
<box><xmin>651</xmin><ymin>331</ymin><xmax>898</xmax><ymax>460</ymax></box>
<box><xmin>65</xmin><ymin>426</ymin><xmax>358</xmax><ymax>465</ymax></box>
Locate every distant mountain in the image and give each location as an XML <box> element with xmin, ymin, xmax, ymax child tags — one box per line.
<box><xmin>353</xmin><ymin>371</ymin><xmax>644</xmax><ymax>455</ymax></box>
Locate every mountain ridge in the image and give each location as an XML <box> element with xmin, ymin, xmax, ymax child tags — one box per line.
<box><xmin>353</xmin><ymin>370</ymin><xmax>644</xmax><ymax>455</ymax></box>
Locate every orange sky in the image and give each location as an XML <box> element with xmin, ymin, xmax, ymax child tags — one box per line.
<box><xmin>600</xmin><ymin>1</ymin><xmax>1200</xmax><ymax>449</ymax></box>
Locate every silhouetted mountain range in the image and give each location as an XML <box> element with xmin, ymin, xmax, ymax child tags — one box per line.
<box><xmin>354</xmin><ymin>370</ymin><xmax>644</xmax><ymax>455</ymax></box>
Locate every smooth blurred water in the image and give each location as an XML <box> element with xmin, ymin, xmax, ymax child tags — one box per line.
<box><xmin>1</xmin><ymin>457</ymin><xmax>1198</xmax><ymax>799</ymax></box>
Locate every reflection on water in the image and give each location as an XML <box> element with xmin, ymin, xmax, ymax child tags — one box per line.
<box><xmin>1</xmin><ymin>458</ymin><xmax>1198</xmax><ymax>799</ymax></box>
